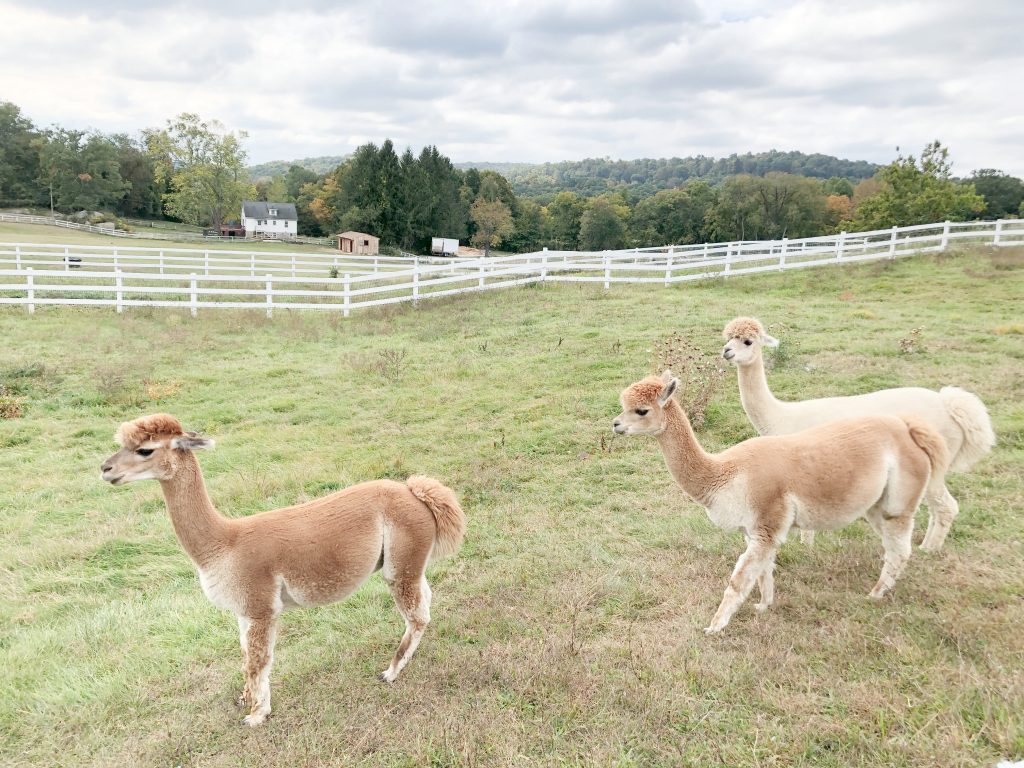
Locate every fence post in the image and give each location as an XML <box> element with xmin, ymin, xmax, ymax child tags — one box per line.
<box><xmin>204</xmin><ymin>250</ymin><xmax>210</xmax><ymax>276</ymax></box>
<box><xmin>343</xmin><ymin>273</ymin><xmax>351</xmax><ymax>318</ymax></box>
<box><xmin>26</xmin><ymin>267</ymin><xmax>34</xmax><ymax>314</ymax></box>
<box><xmin>779</xmin><ymin>237</ymin><xmax>788</xmax><ymax>270</ymax></box>
<box><xmin>15</xmin><ymin>244</ymin><xmax>21</xmax><ymax>270</ymax></box>
<box><xmin>541</xmin><ymin>248</ymin><xmax>548</xmax><ymax>282</ymax></box>
<box><xmin>265</xmin><ymin>274</ymin><xmax>273</xmax><ymax>318</ymax></box>
<box><xmin>604</xmin><ymin>253</ymin><xmax>611</xmax><ymax>290</ymax></box>
<box><xmin>994</xmin><ymin>219</ymin><xmax>1004</xmax><ymax>245</ymax></box>
<box><xmin>113</xmin><ymin>247</ymin><xmax>118</xmax><ymax>272</ymax></box>
<box><xmin>941</xmin><ymin>220</ymin><xmax>950</xmax><ymax>250</ymax></box>
<box><xmin>159</xmin><ymin>249</ymin><xmax>165</xmax><ymax>274</ymax></box>
<box><xmin>889</xmin><ymin>226</ymin><xmax>898</xmax><ymax>258</ymax></box>
<box><xmin>724</xmin><ymin>244</ymin><xmax>732</xmax><ymax>276</ymax></box>
<box><xmin>665</xmin><ymin>246</ymin><xmax>674</xmax><ymax>286</ymax></box>
<box><xmin>478</xmin><ymin>259</ymin><xmax>486</xmax><ymax>289</ymax></box>
<box><xmin>250</xmin><ymin>253</ymin><xmax>256</xmax><ymax>277</ymax></box>
<box><xmin>291</xmin><ymin>254</ymin><xmax>296</xmax><ymax>278</ymax></box>
<box><xmin>703</xmin><ymin>242</ymin><xmax>709</xmax><ymax>260</ymax></box>
<box><xmin>413</xmin><ymin>258</ymin><xmax>420</xmax><ymax>306</ymax></box>
<box><xmin>190</xmin><ymin>273</ymin><xmax>198</xmax><ymax>317</ymax></box>
<box><xmin>64</xmin><ymin>246</ymin><xmax>70</xmax><ymax>272</ymax></box>
<box><xmin>836</xmin><ymin>231</ymin><xmax>846</xmax><ymax>261</ymax></box>
<box><xmin>115</xmin><ymin>268</ymin><xmax>123</xmax><ymax>313</ymax></box>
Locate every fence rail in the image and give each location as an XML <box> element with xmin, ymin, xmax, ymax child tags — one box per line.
<box><xmin>1</xmin><ymin>219</ymin><xmax>1021</xmax><ymax>316</ymax></box>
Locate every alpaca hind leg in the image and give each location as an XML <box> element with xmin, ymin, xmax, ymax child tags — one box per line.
<box><xmin>381</xmin><ymin>576</ymin><xmax>431</xmax><ymax>683</ymax></box>
<box><xmin>705</xmin><ymin>540</ymin><xmax>778</xmax><ymax>634</ymax></box>
<box><xmin>919</xmin><ymin>486</ymin><xmax>958</xmax><ymax>553</ymax></box>
<box><xmin>241</xmin><ymin>616</ymin><xmax>278</xmax><ymax>727</ymax></box>
<box><xmin>755</xmin><ymin>558</ymin><xmax>777</xmax><ymax>613</ymax></box>
<box><xmin>869</xmin><ymin>515</ymin><xmax>914</xmax><ymax>599</ymax></box>
<box><xmin>237</xmin><ymin>616</ymin><xmax>252</xmax><ymax>708</ymax></box>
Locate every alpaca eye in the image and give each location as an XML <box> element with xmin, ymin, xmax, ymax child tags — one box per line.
<box><xmin>636</xmin><ymin>409</ymin><xmax>649</xmax><ymax>416</ymax></box>
<box><xmin>136</xmin><ymin>449</ymin><xmax>155</xmax><ymax>457</ymax></box>
<box><xmin>744</xmin><ymin>339</ymin><xmax>752</xmax><ymax>346</ymax></box>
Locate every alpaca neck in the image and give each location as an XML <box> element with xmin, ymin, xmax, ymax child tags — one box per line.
<box><xmin>655</xmin><ymin>400</ymin><xmax>724</xmax><ymax>506</ymax></box>
<box><xmin>159</xmin><ymin>453</ymin><xmax>231</xmax><ymax>568</ymax></box>
<box><xmin>736</xmin><ymin>354</ymin><xmax>785</xmax><ymax>433</ymax></box>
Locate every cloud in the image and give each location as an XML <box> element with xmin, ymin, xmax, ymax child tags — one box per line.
<box><xmin>0</xmin><ymin>0</ymin><xmax>1021</xmax><ymax>175</ymax></box>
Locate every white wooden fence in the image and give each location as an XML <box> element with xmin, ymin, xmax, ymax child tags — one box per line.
<box><xmin>1</xmin><ymin>219</ymin><xmax>1020</xmax><ymax>317</ymax></box>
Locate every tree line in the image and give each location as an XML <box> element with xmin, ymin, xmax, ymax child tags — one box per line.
<box><xmin>2</xmin><ymin>100</ymin><xmax>1022</xmax><ymax>253</ymax></box>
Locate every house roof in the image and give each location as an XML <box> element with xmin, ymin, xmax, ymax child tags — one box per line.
<box><xmin>242</xmin><ymin>201</ymin><xmax>297</xmax><ymax>220</ymax></box>
<box><xmin>337</xmin><ymin>231</ymin><xmax>379</xmax><ymax>240</ymax></box>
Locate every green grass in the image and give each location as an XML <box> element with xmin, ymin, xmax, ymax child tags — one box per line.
<box><xmin>1</xmin><ymin>246</ymin><xmax>1022</xmax><ymax>767</ymax></box>
<box><xmin>0</xmin><ymin>222</ymin><xmax>336</xmax><ymax>253</ymax></box>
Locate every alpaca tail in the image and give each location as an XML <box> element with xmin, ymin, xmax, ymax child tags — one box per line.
<box><xmin>939</xmin><ymin>386</ymin><xmax>996</xmax><ymax>472</ymax></box>
<box><xmin>901</xmin><ymin>415</ymin><xmax>951</xmax><ymax>481</ymax></box>
<box><xmin>406</xmin><ymin>476</ymin><xmax>466</xmax><ymax>560</ymax></box>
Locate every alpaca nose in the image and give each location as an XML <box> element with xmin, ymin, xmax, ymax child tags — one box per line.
<box><xmin>722</xmin><ymin>348</ymin><xmax>734</xmax><ymax>360</ymax></box>
<box><xmin>101</xmin><ymin>461</ymin><xmax>113</xmax><ymax>473</ymax></box>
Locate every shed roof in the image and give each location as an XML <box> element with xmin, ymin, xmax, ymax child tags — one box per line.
<box><xmin>337</xmin><ymin>231</ymin><xmax>379</xmax><ymax>240</ymax></box>
<box><xmin>242</xmin><ymin>201</ymin><xmax>297</xmax><ymax>220</ymax></box>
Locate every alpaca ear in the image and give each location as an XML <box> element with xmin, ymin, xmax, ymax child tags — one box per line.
<box><xmin>660</xmin><ymin>369</ymin><xmax>674</xmax><ymax>384</ymax></box>
<box><xmin>762</xmin><ymin>334</ymin><xmax>780</xmax><ymax>347</ymax></box>
<box><xmin>171</xmin><ymin>434</ymin><xmax>215</xmax><ymax>451</ymax></box>
<box><xmin>658</xmin><ymin>377</ymin><xmax>678</xmax><ymax>406</ymax></box>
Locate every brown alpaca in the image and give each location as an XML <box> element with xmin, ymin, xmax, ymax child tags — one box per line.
<box><xmin>721</xmin><ymin>316</ymin><xmax>995</xmax><ymax>550</ymax></box>
<box><xmin>613</xmin><ymin>371</ymin><xmax>948</xmax><ymax>634</ymax></box>
<box><xmin>100</xmin><ymin>414</ymin><xmax>466</xmax><ymax>726</ymax></box>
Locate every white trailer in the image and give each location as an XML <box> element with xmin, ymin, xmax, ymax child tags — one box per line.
<box><xmin>431</xmin><ymin>237</ymin><xmax>460</xmax><ymax>257</ymax></box>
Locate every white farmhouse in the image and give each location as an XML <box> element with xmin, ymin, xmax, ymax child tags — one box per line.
<box><xmin>241</xmin><ymin>201</ymin><xmax>298</xmax><ymax>239</ymax></box>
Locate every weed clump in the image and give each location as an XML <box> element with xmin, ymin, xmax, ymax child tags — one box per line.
<box><xmin>0</xmin><ymin>385</ymin><xmax>24</xmax><ymax>419</ymax></box>
<box><xmin>651</xmin><ymin>332</ymin><xmax>726</xmax><ymax>429</ymax></box>
<box><xmin>898</xmin><ymin>327</ymin><xmax>925</xmax><ymax>354</ymax></box>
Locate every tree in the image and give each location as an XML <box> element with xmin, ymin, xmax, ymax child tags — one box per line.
<box><xmin>145</xmin><ymin>113</ymin><xmax>254</xmax><ymax>229</ymax></box>
<box><xmin>0</xmin><ymin>101</ymin><xmax>41</xmax><ymax>206</ymax></box>
<box><xmin>470</xmin><ymin>197</ymin><xmax>513</xmax><ymax>256</ymax></box>
<box><xmin>579</xmin><ymin>195</ymin><xmax>629</xmax><ymax>250</ymax></box>
<box><xmin>969</xmin><ymin>169</ymin><xmax>1024</xmax><ymax>219</ymax></box>
<box><xmin>544</xmin><ymin>191</ymin><xmax>585</xmax><ymax>249</ymax></box>
<box><xmin>849</xmin><ymin>141</ymin><xmax>984</xmax><ymax>230</ymax></box>
<box><xmin>111</xmin><ymin>134</ymin><xmax>162</xmax><ymax>218</ymax></box>
<box><xmin>36</xmin><ymin>129</ymin><xmax>129</xmax><ymax>213</ymax></box>
<box><xmin>630</xmin><ymin>181</ymin><xmax>716</xmax><ymax>246</ymax></box>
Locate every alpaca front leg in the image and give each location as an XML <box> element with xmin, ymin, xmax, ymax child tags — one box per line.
<box><xmin>241</xmin><ymin>616</ymin><xmax>277</xmax><ymax>727</ymax></box>
<box><xmin>705</xmin><ymin>541</ymin><xmax>776</xmax><ymax>634</ymax></box>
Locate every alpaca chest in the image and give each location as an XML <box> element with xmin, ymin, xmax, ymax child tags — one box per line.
<box><xmin>197</xmin><ymin>559</ymin><xmax>241</xmax><ymax>612</ymax></box>
<box><xmin>704</xmin><ymin>477</ymin><xmax>754</xmax><ymax>532</ymax></box>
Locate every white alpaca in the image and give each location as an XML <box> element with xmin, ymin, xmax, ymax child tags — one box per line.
<box><xmin>614</xmin><ymin>371</ymin><xmax>949</xmax><ymax>633</ymax></box>
<box><xmin>722</xmin><ymin>317</ymin><xmax>995</xmax><ymax>551</ymax></box>
<box><xmin>100</xmin><ymin>414</ymin><xmax>466</xmax><ymax>727</ymax></box>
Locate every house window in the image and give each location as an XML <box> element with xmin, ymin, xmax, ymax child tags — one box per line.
<box><xmin>269</xmin><ymin>208</ymin><xmax>277</xmax><ymax>216</ymax></box>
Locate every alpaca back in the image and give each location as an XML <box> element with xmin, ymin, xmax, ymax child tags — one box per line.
<box><xmin>406</xmin><ymin>476</ymin><xmax>466</xmax><ymax>560</ymax></box>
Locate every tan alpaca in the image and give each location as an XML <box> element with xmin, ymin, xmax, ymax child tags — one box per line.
<box><xmin>613</xmin><ymin>371</ymin><xmax>948</xmax><ymax>634</ymax></box>
<box><xmin>722</xmin><ymin>317</ymin><xmax>995</xmax><ymax>550</ymax></box>
<box><xmin>100</xmin><ymin>414</ymin><xmax>466</xmax><ymax>727</ymax></box>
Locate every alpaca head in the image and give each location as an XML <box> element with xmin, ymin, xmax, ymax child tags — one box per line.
<box><xmin>721</xmin><ymin>317</ymin><xmax>779</xmax><ymax>366</ymax></box>
<box><xmin>613</xmin><ymin>370</ymin><xmax>679</xmax><ymax>436</ymax></box>
<box><xmin>100</xmin><ymin>414</ymin><xmax>214</xmax><ymax>485</ymax></box>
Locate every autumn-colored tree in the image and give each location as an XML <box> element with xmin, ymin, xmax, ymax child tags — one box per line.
<box><xmin>470</xmin><ymin>197</ymin><xmax>513</xmax><ymax>256</ymax></box>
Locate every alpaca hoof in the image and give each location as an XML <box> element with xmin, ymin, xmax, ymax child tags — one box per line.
<box><xmin>242</xmin><ymin>710</ymin><xmax>269</xmax><ymax>727</ymax></box>
<box><xmin>379</xmin><ymin>670</ymin><xmax>396</xmax><ymax>683</ymax></box>
<box><xmin>703</xmin><ymin>625</ymin><xmax>723</xmax><ymax>635</ymax></box>
<box><xmin>918</xmin><ymin>541</ymin><xmax>940</xmax><ymax>553</ymax></box>
<box><xmin>754</xmin><ymin>603</ymin><xmax>771</xmax><ymax>613</ymax></box>
<box><xmin>867</xmin><ymin>588</ymin><xmax>887</xmax><ymax>600</ymax></box>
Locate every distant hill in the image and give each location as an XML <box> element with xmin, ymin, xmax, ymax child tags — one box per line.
<box><xmin>460</xmin><ymin>151</ymin><xmax>881</xmax><ymax>199</ymax></box>
<box><xmin>248</xmin><ymin>155</ymin><xmax>347</xmax><ymax>180</ymax></box>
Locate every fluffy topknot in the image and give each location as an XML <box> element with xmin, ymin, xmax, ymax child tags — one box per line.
<box><xmin>723</xmin><ymin>316</ymin><xmax>766</xmax><ymax>341</ymax></box>
<box><xmin>621</xmin><ymin>375</ymin><xmax>669</xmax><ymax>407</ymax></box>
<box><xmin>115</xmin><ymin>413</ymin><xmax>184</xmax><ymax>448</ymax></box>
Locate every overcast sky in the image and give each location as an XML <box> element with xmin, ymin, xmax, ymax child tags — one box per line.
<box><xmin>1</xmin><ymin>0</ymin><xmax>1021</xmax><ymax>176</ymax></box>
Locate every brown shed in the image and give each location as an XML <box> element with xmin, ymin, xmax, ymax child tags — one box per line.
<box><xmin>337</xmin><ymin>231</ymin><xmax>380</xmax><ymax>255</ymax></box>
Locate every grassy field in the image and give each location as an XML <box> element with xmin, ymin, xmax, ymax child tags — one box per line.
<box><xmin>1</xmin><ymin>245</ymin><xmax>1022</xmax><ymax>767</ymax></box>
<box><xmin>0</xmin><ymin>222</ymin><xmax>336</xmax><ymax>253</ymax></box>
